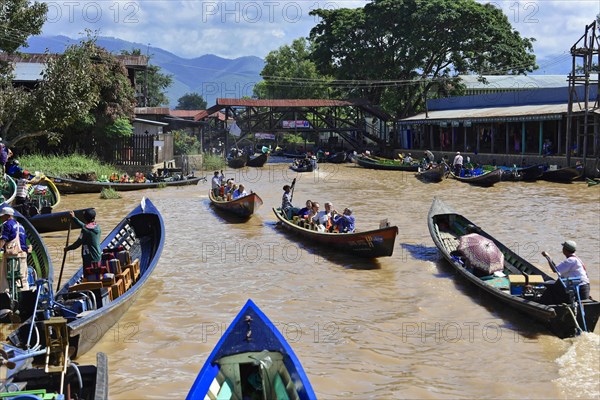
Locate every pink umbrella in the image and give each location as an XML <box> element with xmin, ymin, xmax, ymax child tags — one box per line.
<box><xmin>458</xmin><ymin>233</ymin><xmax>504</xmax><ymax>274</ymax></box>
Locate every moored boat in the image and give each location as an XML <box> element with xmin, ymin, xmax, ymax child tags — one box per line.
<box><xmin>187</xmin><ymin>299</ymin><xmax>316</xmax><ymax>400</ymax></box>
<box><xmin>246</xmin><ymin>152</ymin><xmax>269</xmax><ymax>167</ymax></box>
<box><xmin>9</xmin><ymin>197</ymin><xmax>165</xmax><ymax>359</ymax></box>
<box><xmin>586</xmin><ymin>177</ymin><xmax>600</xmax><ymax>187</ymax></box>
<box><xmin>0</xmin><ymin>203</ymin><xmax>53</xmax><ymax>324</ymax></box>
<box><xmin>27</xmin><ymin>208</ymin><xmax>95</xmax><ymax>233</ymax></box>
<box><xmin>1</xmin><ymin>174</ymin><xmax>17</xmax><ymax>204</ymax></box>
<box><xmin>355</xmin><ymin>155</ymin><xmax>419</xmax><ymax>171</ymax></box>
<box><xmin>48</xmin><ymin>175</ymin><xmax>204</xmax><ymax>194</ymax></box>
<box><xmin>1</xmin><ymin>344</ymin><xmax>108</xmax><ymax>400</ymax></box>
<box><xmin>448</xmin><ymin>167</ymin><xmax>503</xmax><ymax>187</ymax></box>
<box><xmin>415</xmin><ymin>163</ymin><xmax>447</xmax><ymax>182</ymax></box>
<box><xmin>428</xmin><ymin>197</ymin><xmax>600</xmax><ymax>338</ymax></box>
<box><xmin>273</xmin><ymin>207</ymin><xmax>398</xmax><ymax>258</ymax></box>
<box><xmin>290</xmin><ymin>158</ymin><xmax>318</xmax><ymax>173</ymax></box>
<box><xmin>541</xmin><ymin>166</ymin><xmax>583</xmax><ymax>183</ymax></box>
<box><xmin>227</xmin><ymin>156</ymin><xmax>247</xmax><ymax>169</ymax></box>
<box><xmin>208</xmin><ymin>190</ymin><xmax>263</xmax><ymax>217</ymax></box>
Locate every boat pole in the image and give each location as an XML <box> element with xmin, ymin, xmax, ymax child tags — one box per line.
<box><xmin>57</xmin><ymin>220</ymin><xmax>72</xmax><ymax>292</ymax></box>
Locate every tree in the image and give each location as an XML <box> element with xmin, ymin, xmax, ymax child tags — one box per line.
<box><xmin>0</xmin><ymin>0</ymin><xmax>47</xmax><ymax>74</ymax></box>
<box><xmin>0</xmin><ymin>0</ymin><xmax>47</xmax><ymax>138</ymax></box>
<box><xmin>309</xmin><ymin>0</ymin><xmax>537</xmax><ymax>117</ymax></box>
<box><xmin>121</xmin><ymin>49</ymin><xmax>173</xmax><ymax>107</ymax></box>
<box><xmin>176</xmin><ymin>93</ymin><xmax>207</xmax><ymax>110</ymax></box>
<box><xmin>253</xmin><ymin>38</ymin><xmax>331</xmax><ymax>99</ymax></box>
<box><xmin>5</xmin><ymin>34</ymin><xmax>136</xmax><ymax>148</ymax></box>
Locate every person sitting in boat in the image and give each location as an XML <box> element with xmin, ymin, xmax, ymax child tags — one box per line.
<box><xmin>119</xmin><ymin>173</ymin><xmax>130</xmax><ymax>183</ymax></box>
<box><xmin>224</xmin><ymin>179</ymin><xmax>235</xmax><ymax>200</ymax></box>
<box><xmin>425</xmin><ymin>161</ymin><xmax>434</xmax><ymax>170</ymax></box>
<box><xmin>109</xmin><ymin>172</ymin><xmax>120</xmax><ymax>182</ymax></box>
<box><xmin>404</xmin><ymin>153</ymin><xmax>413</xmax><ymax>164</ymax></box>
<box><xmin>312</xmin><ymin>202</ymin><xmax>336</xmax><ymax>232</ymax></box>
<box><xmin>232</xmin><ymin>184</ymin><xmax>248</xmax><ymax>200</ymax></box>
<box><xmin>333</xmin><ymin>208</ymin><xmax>356</xmax><ymax>233</ymax></box>
<box><xmin>540</xmin><ymin>240</ymin><xmax>590</xmax><ymax>305</ymax></box>
<box><xmin>297</xmin><ymin>200</ymin><xmax>313</xmax><ymax>219</ymax></box>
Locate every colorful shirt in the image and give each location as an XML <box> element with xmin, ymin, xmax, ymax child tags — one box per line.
<box><xmin>333</xmin><ymin>214</ymin><xmax>356</xmax><ymax>233</ymax></box>
<box><xmin>1</xmin><ymin>219</ymin><xmax>28</xmax><ymax>252</ymax></box>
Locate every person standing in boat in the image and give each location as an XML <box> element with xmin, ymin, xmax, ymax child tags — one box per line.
<box><xmin>282</xmin><ymin>184</ymin><xmax>294</xmax><ymax>219</ymax></box>
<box><xmin>540</xmin><ymin>240</ymin><xmax>590</xmax><ymax>305</ymax></box>
<box><xmin>211</xmin><ymin>170</ymin><xmax>224</xmax><ymax>197</ymax></box>
<box><xmin>0</xmin><ymin>207</ymin><xmax>30</xmax><ymax>293</ymax></box>
<box><xmin>65</xmin><ymin>209</ymin><xmax>102</xmax><ymax>280</ymax></box>
<box><xmin>452</xmin><ymin>151</ymin><xmax>463</xmax><ymax>176</ymax></box>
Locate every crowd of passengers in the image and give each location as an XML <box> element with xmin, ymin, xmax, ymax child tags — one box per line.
<box><xmin>281</xmin><ymin>185</ymin><xmax>355</xmax><ymax>233</ymax></box>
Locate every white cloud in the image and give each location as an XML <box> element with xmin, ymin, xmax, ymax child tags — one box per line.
<box><xmin>40</xmin><ymin>0</ymin><xmax>600</xmax><ymax>60</ymax></box>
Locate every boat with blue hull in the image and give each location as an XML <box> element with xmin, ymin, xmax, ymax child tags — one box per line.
<box><xmin>9</xmin><ymin>197</ymin><xmax>165</xmax><ymax>359</ymax></box>
<box><xmin>187</xmin><ymin>299</ymin><xmax>316</xmax><ymax>400</ymax></box>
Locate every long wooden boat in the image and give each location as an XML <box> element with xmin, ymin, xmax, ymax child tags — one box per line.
<box><xmin>1</xmin><ymin>344</ymin><xmax>108</xmax><ymax>400</ymax></box>
<box><xmin>227</xmin><ymin>156</ymin><xmax>247</xmax><ymax>169</ymax></box>
<box><xmin>415</xmin><ymin>164</ymin><xmax>447</xmax><ymax>182</ymax></box>
<box><xmin>541</xmin><ymin>166</ymin><xmax>583</xmax><ymax>183</ymax></box>
<box><xmin>518</xmin><ymin>164</ymin><xmax>546</xmax><ymax>182</ymax></box>
<box><xmin>187</xmin><ymin>299</ymin><xmax>316</xmax><ymax>400</ymax></box>
<box><xmin>587</xmin><ymin>177</ymin><xmax>600</xmax><ymax>187</ymax></box>
<box><xmin>428</xmin><ymin>197</ymin><xmax>600</xmax><ymax>338</ymax></box>
<box><xmin>9</xmin><ymin>197</ymin><xmax>165</xmax><ymax>358</ymax></box>
<box><xmin>27</xmin><ymin>174</ymin><xmax>61</xmax><ymax>213</ymax></box>
<box><xmin>208</xmin><ymin>190</ymin><xmax>263</xmax><ymax>217</ymax></box>
<box><xmin>448</xmin><ymin>168</ymin><xmax>503</xmax><ymax>187</ymax></box>
<box><xmin>320</xmin><ymin>151</ymin><xmax>347</xmax><ymax>164</ymax></box>
<box><xmin>48</xmin><ymin>175</ymin><xmax>204</xmax><ymax>194</ymax></box>
<box><xmin>290</xmin><ymin>159</ymin><xmax>318</xmax><ymax>173</ymax></box>
<box><xmin>246</xmin><ymin>152</ymin><xmax>269</xmax><ymax>167</ymax></box>
<box><xmin>355</xmin><ymin>155</ymin><xmax>419</xmax><ymax>171</ymax></box>
<box><xmin>27</xmin><ymin>208</ymin><xmax>95</xmax><ymax>233</ymax></box>
<box><xmin>273</xmin><ymin>207</ymin><xmax>398</xmax><ymax>258</ymax></box>
<box><xmin>0</xmin><ymin>203</ymin><xmax>53</xmax><ymax>324</ymax></box>
<box><xmin>2</xmin><ymin>174</ymin><xmax>17</xmax><ymax>204</ymax></box>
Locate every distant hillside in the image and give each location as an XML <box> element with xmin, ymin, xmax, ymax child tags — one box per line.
<box><xmin>24</xmin><ymin>35</ymin><xmax>264</xmax><ymax>107</ymax></box>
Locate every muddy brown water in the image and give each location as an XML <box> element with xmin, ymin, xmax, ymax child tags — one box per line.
<box><xmin>40</xmin><ymin>163</ymin><xmax>599</xmax><ymax>399</ymax></box>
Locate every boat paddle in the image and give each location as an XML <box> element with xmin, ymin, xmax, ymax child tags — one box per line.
<box><xmin>541</xmin><ymin>251</ymin><xmax>587</xmax><ymax>333</ymax></box>
<box><xmin>56</xmin><ymin>220</ymin><xmax>72</xmax><ymax>292</ymax></box>
<box><xmin>290</xmin><ymin>178</ymin><xmax>296</xmax><ymax>203</ymax></box>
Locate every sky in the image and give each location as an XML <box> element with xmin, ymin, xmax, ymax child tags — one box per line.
<box><xmin>38</xmin><ymin>0</ymin><xmax>600</xmax><ymax>65</ymax></box>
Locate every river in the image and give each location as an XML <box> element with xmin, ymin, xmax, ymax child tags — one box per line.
<box><xmin>41</xmin><ymin>162</ymin><xmax>599</xmax><ymax>399</ymax></box>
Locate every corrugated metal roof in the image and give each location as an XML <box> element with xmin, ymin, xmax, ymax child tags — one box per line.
<box><xmin>216</xmin><ymin>98</ymin><xmax>357</xmax><ymax>107</ymax></box>
<box><xmin>169</xmin><ymin>110</ymin><xmax>202</xmax><ymax>118</ymax></box>
<box><xmin>398</xmin><ymin>103</ymin><xmax>595</xmax><ymax>124</ymax></box>
<box><xmin>133</xmin><ymin>118</ymin><xmax>169</xmax><ymax>126</ymax></box>
<box><xmin>134</xmin><ymin>107</ymin><xmax>171</xmax><ymax>115</ymax></box>
<box><xmin>458</xmin><ymin>75</ymin><xmax>571</xmax><ymax>89</ymax></box>
<box><xmin>13</xmin><ymin>62</ymin><xmax>45</xmax><ymax>81</ymax></box>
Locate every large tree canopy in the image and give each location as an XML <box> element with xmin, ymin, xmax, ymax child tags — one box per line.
<box><xmin>309</xmin><ymin>0</ymin><xmax>537</xmax><ymax>117</ymax></box>
<box><xmin>176</xmin><ymin>92</ymin><xmax>207</xmax><ymax>110</ymax></box>
<box><xmin>0</xmin><ymin>0</ymin><xmax>47</xmax><ymax>73</ymax></box>
<box><xmin>5</xmin><ymin>35</ymin><xmax>136</xmax><ymax>147</ymax></box>
<box><xmin>254</xmin><ymin>38</ymin><xmax>331</xmax><ymax>99</ymax></box>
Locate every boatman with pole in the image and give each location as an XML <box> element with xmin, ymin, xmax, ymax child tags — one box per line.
<box><xmin>540</xmin><ymin>240</ymin><xmax>590</xmax><ymax>305</ymax></box>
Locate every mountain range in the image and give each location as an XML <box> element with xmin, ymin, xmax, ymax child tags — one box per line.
<box><xmin>24</xmin><ymin>35</ymin><xmax>265</xmax><ymax>108</ymax></box>
<box><xmin>23</xmin><ymin>36</ymin><xmax>573</xmax><ymax>109</ymax></box>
